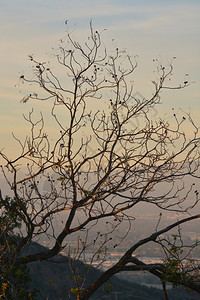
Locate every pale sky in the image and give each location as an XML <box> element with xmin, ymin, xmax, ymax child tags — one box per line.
<box><xmin>0</xmin><ymin>0</ymin><xmax>200</xmax><ymax>154</ymax></box>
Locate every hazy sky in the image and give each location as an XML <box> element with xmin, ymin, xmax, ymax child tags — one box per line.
<box><xmin>0</xmin><ymin>0</ymin><xmax>200</xmax><ymax>154</ymax></box>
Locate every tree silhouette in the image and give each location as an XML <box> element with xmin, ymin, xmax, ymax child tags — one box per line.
<box><xmin>0</xmin><ymin>23</ymin><xmax>200</xmax><ymax>299</ymax></box>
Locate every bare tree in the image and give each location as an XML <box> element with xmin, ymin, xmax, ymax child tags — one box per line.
<box><xmin>0</xmin><ymin>23</ymin><xmax>200</xmax><ymax>299</ymax></box>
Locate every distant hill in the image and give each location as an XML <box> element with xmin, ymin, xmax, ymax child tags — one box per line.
<box><xmin>24</xmin><ymin>242</ymin><xmax>199</xmax><ymax>299</ymax></box>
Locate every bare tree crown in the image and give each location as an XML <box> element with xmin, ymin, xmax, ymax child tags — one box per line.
<box><xmin>0</xmin><ymin>23</ymin><xmax>200</xmax><ymax>298</ymax></box>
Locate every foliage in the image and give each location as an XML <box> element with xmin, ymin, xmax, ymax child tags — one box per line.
<box><xmin>0</xmin><ymin>197</ymin><xmax>39</xmax><ymax>299</ymax></box>
<box><xmin>161</xmin><ymin>234</ymin><xmax>200</xmax><ymax>290</ymax></box>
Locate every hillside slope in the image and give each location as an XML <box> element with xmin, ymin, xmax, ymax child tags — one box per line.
<box><xmin>24</xmin><ymin>242</ymin><xmax>199</xmax><ymax>299</ymax></box>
